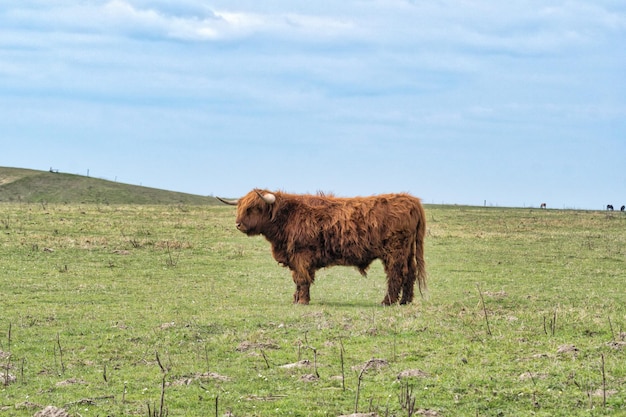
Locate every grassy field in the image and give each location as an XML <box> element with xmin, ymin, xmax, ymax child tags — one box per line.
<box><xmin>0</xmin><ymin>167</ymin><xmax>217</xmax><ymax>205</ymax></box>
<box><xmin>0</xmin><ymin>203</ymin><xmax>624</xmax><ymax>416</ymax></box>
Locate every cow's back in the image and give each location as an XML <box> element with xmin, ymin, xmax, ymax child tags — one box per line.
<box><xmin>308</xmin><ymin>193</ymin><xmax>423</xmax><ymax>266</ymax></box>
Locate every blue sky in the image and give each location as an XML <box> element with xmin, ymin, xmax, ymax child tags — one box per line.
<box><xmin>1</xmin><ymin>1</ymin><xmax>625</xmax><ymax>209</ymax></box>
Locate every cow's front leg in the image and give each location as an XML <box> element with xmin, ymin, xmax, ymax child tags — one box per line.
<box><xmin>291</xmin><ymin>268</ymin><xmax>314</xmax><ymax>305</ymax></box>
<box><xmin>293</xmin><ymin>283</ymin><xmax>300</xmax><ymax>304</ymax></box>
<box><xmin>292</xmin><ymin>283</ymin><xmax>310</xmax><ymax>304</ymax></box>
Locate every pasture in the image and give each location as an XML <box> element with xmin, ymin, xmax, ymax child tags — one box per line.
<box><xmin>0</xmin><ymin>203</ymin><xmax>624</xmax><ymax>416</ymax></box>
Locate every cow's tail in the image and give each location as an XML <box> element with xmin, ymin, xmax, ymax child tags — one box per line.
<box><xmin>415</xmin><ymin>201</ymin><xmax>427</xmax><ymax>297</ymax></box>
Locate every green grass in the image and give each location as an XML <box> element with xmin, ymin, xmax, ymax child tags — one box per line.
<box><xmin>0</xmin><ymin>203</ymin><xmax>625</xmax><ymax>416</ymax></box>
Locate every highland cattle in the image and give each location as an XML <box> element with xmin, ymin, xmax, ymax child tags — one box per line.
<box><xmin>218</xmin><ymin>190</ymin><xmax>427</xmax><ymax>305</ymax></box>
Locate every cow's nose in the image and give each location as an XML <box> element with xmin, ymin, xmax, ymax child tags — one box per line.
<box><xmin>235</xmin><ymin>223</ymin><xmax>241</xmax><ymax>229</ymax></box>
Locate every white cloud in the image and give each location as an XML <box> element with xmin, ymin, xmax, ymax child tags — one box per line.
<box><xmin>4</xmin><ymin>0</ymin><xmax>621</xmax><ymax>58</ymax></box>
<box><xmin>103</xmin><ymin>0</ymin><xmax>161</xmax><ymax>25</ymax></box>
<box><xmin>2</xmin><ymin>1</ymin><xmax>357</xmax><ymax>43</ymax></box>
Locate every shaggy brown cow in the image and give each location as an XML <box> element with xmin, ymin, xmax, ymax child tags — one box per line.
<box><xmin>218</xmin><ymin>189</ymin><xmax>426</xmax><ymax>305</ymax></box>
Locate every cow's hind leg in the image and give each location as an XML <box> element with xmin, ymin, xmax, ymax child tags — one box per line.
<box><xmin>399</xmin><ymin>261</ymin><xmax>417</xmax><ymax>304</ymax></box>
<box><xmin>381</xmin><ymin>256</ymin><xmax>404</xmax><ymax>306</ymax></box>
<box><xmin>400</xmin><ymin>243</ymin><xmax>418</xmax><ymax>305</ymax></box>
<box><xmin>382</xmin><ymin>235</ymin><xmax>419</xmax><ymax>305</ymax></box>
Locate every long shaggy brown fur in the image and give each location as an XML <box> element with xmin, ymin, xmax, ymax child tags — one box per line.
<box><xmin>229</xmin><ymin>189</ymin><xmax>427</xmax><ymax>305</ymax></box>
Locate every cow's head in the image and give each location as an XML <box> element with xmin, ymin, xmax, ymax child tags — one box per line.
<box><xmin>217</xmin><ymin>189</ymin><xmax>278</xmax><ymax>235</ymax></box>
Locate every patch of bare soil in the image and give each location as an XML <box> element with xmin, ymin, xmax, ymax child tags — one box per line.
<box><xmin>484</xmin><ymin>291</ymin><xmax>508</xmax><ymax>298</ymax></box>
<box><xmin>244</xmin><ymin>394</ymin><xmax>287</xmax><ymax>401</ymax></box>
<box><xmin>33</xmin><ymin>406</ymin><xmax>70</xmax><ymax>417</ymax></box>
<box><xmin>0</xmin><ymin>372</ymin><xmax>16</xmax><ymax>385</ymax></box>
<box><xmin>15</xmin><ymin>401</ymin><xmax>42</xmax><ymax>410</ymax></box>
<box><xmin>519</xmin><ymin>372</ymin><xmax>548</xmax><ymax>381</ymax></box>
<box><xmin>236</xmin><ymin>341</ymin><xmax>280</xmax><ymax>352</ymax></box>
<box><xmin>591</xmin><ymin>389</ymin><xmax>618</xmax><ymax>397</ymax></box>
<box><xmin>517</xmin><ymin>352</ymin><xmax>552</xmax><ymax>362</ymax></box>
<box><xmin>338</xmin><ymin>412</ymin><xmax>439</xmax><ymax>417</ymax></box>
<box><xmin>338</xmin><ymin>413</ymin><xmax>378</xmax><ymax>417</ymax></box>
<box><xmin>280</xmin><ymin>360</ymin><xmax>312</xmax><ymax>369</ymax></box>
<box><xmin>417</xmin><ymin>410</ymin><xmax>440</xmax><ymax>416</ymax></box>
<box><xmin>55</xmin><ymin>378</ymin><xmax>87</xmax><ymax>387</ymax></box>
<box><xmin>169</xmin><ymin>371</ymin><xmax>231</xmax><ymax>386</ymax></box>
<box><xmin>556</xmin><ymin>344</ymin><xmax>578</xmax><ymax>355</ymax></box>
<box><xmin>351</xmin><ymin>358</ymin><xmax>388</xmax><ymax>373</ymax></box>
<box><xmin>397</xmin><ymin>369</ymin><xmax>429</xmax><ymax>379</ymax></box>
<box><xmin>606</xmin><ymin>341</ymin><xmax>626</xmax><ymax>350</ymax></box>
<box><xmin>300</xmin><ymin>374</ymin><xmax>319</xmax><ymax>382</ymax></box>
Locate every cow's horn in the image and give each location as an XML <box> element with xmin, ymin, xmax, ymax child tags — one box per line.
<box><xmin>255</xmin><ymin>190</ymin><xmax>276</xmax><ymax>204</ymax></box>
<box><xmin>216</xmin><ymin>196</ymin><xmax>239</xmax><ymax>206</ymax></box>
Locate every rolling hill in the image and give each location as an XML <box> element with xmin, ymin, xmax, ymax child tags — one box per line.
<box><xmin>0</xmin><ymin>166</ymin><xmax>219</xmax><ymax>205</ymax></box>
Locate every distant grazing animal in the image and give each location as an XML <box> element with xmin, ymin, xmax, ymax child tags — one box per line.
<box><xmin>540</xmin><ymin>203</ymin><xmax>547</xmax><ymax>209</ymax></box>
<box><xmin>607</xmin><ymin>205</ymin><xmax>614</xmax><ymax>211</ymax></box>
<box><xmin>218</xmin><ymin>189</ymin><xmax>427</xmax><ymax>305</ymax></box>
<box><xmin>621</xmin><ymin>205</ymin><xmax>625</xmax><ymax>212</ymax></box>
